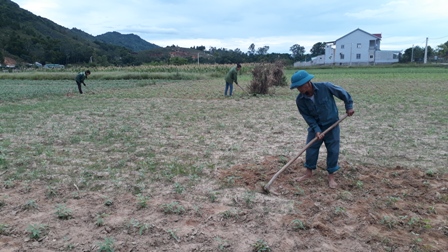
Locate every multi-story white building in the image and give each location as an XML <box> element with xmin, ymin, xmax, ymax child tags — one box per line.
<box><xmin>295</xmin><ymin>28</ymin><xmax>401</xmax><ymax>67</ymax></box>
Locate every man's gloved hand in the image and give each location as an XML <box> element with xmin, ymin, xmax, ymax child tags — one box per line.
<box><xmin>83</xmin><ymin>83</ymin><xmax>86</xmax><ymax>86</ymax></box>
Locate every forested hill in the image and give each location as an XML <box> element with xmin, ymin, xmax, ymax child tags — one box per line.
<box><xmin>96</xmin><ymin>32</ymin><xmax>160</xmax><ymax>52</ymax></box>
<box><xmin>0</xmin><ymin>0</ymin><xmax>294</xmax><ymax>66</ymax></box>
<box><xmin>0</xmin><ymin>0</ymin><xmax>160</xmax><ymax>66</ymax></box>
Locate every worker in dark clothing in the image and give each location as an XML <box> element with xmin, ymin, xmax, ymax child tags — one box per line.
<box><xmin>224</xmin><ymin>64</ymin><xmax>241</xmax><ymax>96</ymax></box>
<box><xmin>75</xmin><ymin>70</ymin><xmax>91</xmax><ymax>94</ymax></box>
<box><xmin>291</xmin><ymin>70</ymin><xmax>355</xmax><ymax>188</ymax></box>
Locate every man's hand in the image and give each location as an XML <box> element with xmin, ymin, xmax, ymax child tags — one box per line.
<box><xmin>347</xmin><ymin>109</ymin><xmax>355</xmax><ymax>116</ymax></box>
<box><xmin>316</xmin><ymin>132</ymin><xmax>324</xmax><ymax>140</ymax></box>
<box><xmin>83</xmin><ymin>83</ymin><xmax>86</xmax><ymax>86</ymax></box>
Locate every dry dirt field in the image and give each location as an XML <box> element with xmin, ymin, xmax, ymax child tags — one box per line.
<box><xmin>1</xmin><ymin>67</ymin><xmax>447</xmax><ymax>251</ymax></box>
<box><xmin>1</xmin><ymin>157</ymin><xmax>447</xmax><ymax>251</ymax></box>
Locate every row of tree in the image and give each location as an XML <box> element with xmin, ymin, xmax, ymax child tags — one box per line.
<box><xmin>2</xmin><ymin>37</ymin><xmax>448</xmax><ymax>67</ymax></box>
<box><xmin>193</xmin><ymin>40</ymin><xmax>448</xmax><ymax>65</ymax></box>
<box><xmin>400</xmin><ymin>43</ymin><xmax>448</xmax><ymax>63</ymax></box>
<box><xmin>189</xmin><ymin>42</ymin><xmax>326</xmax><ymax>64</ymax></box>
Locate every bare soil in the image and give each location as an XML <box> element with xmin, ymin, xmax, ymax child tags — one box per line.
<box><xmin>1</xmin><ymin>156</ymin><xmax>447</xmax><ymax>251</ymax></box>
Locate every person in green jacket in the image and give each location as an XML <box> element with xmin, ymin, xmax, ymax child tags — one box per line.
<box><xmin>224</xmin><ymin>63</ymin><xmax>241</xmax><ymax>96</ymax></box>
<box><xmin>75</xmin><ymin>70</ymin><xmax>91</xmax><ymax>94</ymax></box>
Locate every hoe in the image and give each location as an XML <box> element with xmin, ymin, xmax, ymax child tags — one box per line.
<box><xmin>263</xmin><ymin>114</ymin><xmax>349</xmax><ymax>194</ymax></box>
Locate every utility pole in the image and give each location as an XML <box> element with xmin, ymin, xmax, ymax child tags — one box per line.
<box><xmin>349</xmin><ymin>43</ymin><xmax>352</xmax><ymax>66</ymax></box>
<box><xmin>411</xmin><ymin>44</ymin><xmax>414</xmax><ymax>62</ymax></box>
<box><xmin>424</xmin><ymin>37</ymin><xmax>428</xmax><ymax>64</ymax></box>
<box><xmin>197</xmin><ymin>53</ymin><xmax>199</xmax><ymax>65</ymax></box>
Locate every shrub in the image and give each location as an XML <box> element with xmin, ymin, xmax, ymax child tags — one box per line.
<box><xmin>290</xmin><ymin>219</ymin><xmax>308</xmax><ymax>231</ymax></box>
<box><xmin>27</xmin><ymin>224</ymin><xmax>47</xmax><ymax>240</ymax></box>
<box><xmin>252</xmin><ymin>239</ymin><xmax>271</xmax><ymax>252</ymax></box>
<box><xmin>136</xmin><ymin>194</ymin><xmax>149</xmax><ymax>209</ymax></box>
<box><xmin>0</xmin><ymin>223</ymin><xmax>10</xmax><ymax>235</ymax></box>
<box><xmin>22</xmin><ymin>199</ymin><xmax>39</xmax><ymax>210</ymax></box>
<box><xmin>55</xmin><ymin>204</ymin><xmax>73</xmax><ymax>220</ymax></box>
<box><xmin>161</xmin><ymin>201</ymin><xmax>185</xmax><ymax>215</ymax></box>
<box><xmin>380</xmin><ymin>216</ymin><xmax>397</xmax><ymax>229</ymax></box>
<box><xmin>97</xmin><ymin>237</ymin><xmax>114</xmax><ymax>252</ymax></box>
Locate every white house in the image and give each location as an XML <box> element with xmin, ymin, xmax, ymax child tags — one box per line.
<box><xmin>295</xmin><ymin>28</ymin><xmax>401</xmax><ymax>67</ymax></box>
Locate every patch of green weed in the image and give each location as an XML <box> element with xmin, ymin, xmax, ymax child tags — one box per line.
<box><xmin>55</xmin><ymin>204</ymin><xmax>73</xmax><ymax>220</ymax></box>
<box><xmin>161</xmin><ymin>201</ymin><xmax>185</xmax><ymax>215</ymax></box>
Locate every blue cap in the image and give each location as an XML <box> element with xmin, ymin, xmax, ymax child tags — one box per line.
<box><xmin>290</xmin><ymin>70</ymin><xmax>314</xmax><ymax>89</ymax></box>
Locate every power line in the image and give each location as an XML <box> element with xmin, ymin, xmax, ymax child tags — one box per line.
<box><xmin>430</xmin><ymin>35</ymin><xmax>448</xmax><ymax>40</ymax></box>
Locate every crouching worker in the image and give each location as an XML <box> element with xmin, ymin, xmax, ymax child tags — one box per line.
<box><xmin>75</xmin><ymin>70</ymin><xmax>91</xmax><ymax>94</ymax></box>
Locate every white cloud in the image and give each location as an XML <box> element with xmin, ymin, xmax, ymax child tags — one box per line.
<box><xmin>12</xmin><ymin>0</ymin><xmax>448</xmax><ymax>53</ymax></box>
<box><xmin>17</xmin><ymin>0</ymin><xmax>59</xmax><ymax>14</ymax></box>
<box><xmin>345</xmin><ymin>0</ymin><xmax>447</xmax><ymax>21</ymax></box>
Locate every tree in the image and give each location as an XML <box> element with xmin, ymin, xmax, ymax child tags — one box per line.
<box><xmin>5</xmin><ymin>32</ymin><xmax>27</xmax><ymax>57</ymax></box>
<box><xmin>191</xmin><ymin>45</ymin><xmax>206</xmax><ymax>51</ymax></box>
<box><xmin>248</xmin><ymin>43</ymin><xmax>255</xmax><ymax>55</ymax></box>
<box><xmin>400</xmin><ymin>45</ymin><xmax>434</xmax><ymax>63</ymax></box>
<box><xmin>401</xmin><ymin>46</ymin><xmax>423</xmax><ymax>62</ymax></box>
<box><xmin>169</xmin><ymin>56</ymin><xmax>188</xmax><ymax>65</ymax></box>
<box><xmin>436</xmin><ymin>41</ymin><xmax>448</xmax><ymax>59</ymax></box>
<box><xmin>310</xmin><ymin>42</ymin><xmax>326</xmax><ymax>57</ymax></box>
<box><xmin>425</xmin><ymin>46</ymin><xmax>434</xmax><ymax>60</ymax></box>
<box><xmin>257</xmin><ymin>46</ymin><xmax>269</xmax><ymax>55</ymax></box>
<box><xmin>290</xmin><ymin>44</ymin><xmax>305</xmax><ymax>61</ymax></box>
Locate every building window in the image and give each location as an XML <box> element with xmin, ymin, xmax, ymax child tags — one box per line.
<box><xmin>357</xmin><ymin>43</ymin><xmax>361</xmax><ymax>48</ymax></box>
<box><xmin>340</xmin><ymin>53</ymin><xmax>345</xmax><ymax>59</ymax></box>
<box><xmin>341</xmin><ymin>45</ymin><xmax>345</xmax><ymax>49</ymax></box>
<box><xmin>370</xmin><ymin>55</ymin><xmax>374</xmax><ymax>59</ymax></box>
<box><xmin>369</xmin><ymin>40</ymin><xmax>376</xmax><ymax>49</ymax></box>
<box><xmin>356</xmin><ymin>54</ymin><xmax>361</xmax><ymax>59</ymax></box>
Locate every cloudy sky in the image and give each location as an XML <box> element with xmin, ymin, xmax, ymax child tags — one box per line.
<box><xmin>13</xmin><ymin>0</ymin><xmax>448</xmax><ymax>54</ymax></box>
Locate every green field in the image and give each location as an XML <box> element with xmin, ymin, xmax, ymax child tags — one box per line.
<box><xmin>1</xmin><ymin>65</ymin><xmax>447</xmax><ymax>184</ymax></box>
<box><xmin>0</xmin><ymin>65</ymin><xmax>447</xmax><ymax>251</ymax></box>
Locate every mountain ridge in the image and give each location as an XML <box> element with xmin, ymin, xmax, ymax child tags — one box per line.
<box><xmin>0</xmin><ymin>0</ymin><xmax>164</xmax><ymax>65</ymax></box>
<box><xmin>96</xmin><ymin>31</ymin><xmax>160</xmax><ymax>52</ymax></box>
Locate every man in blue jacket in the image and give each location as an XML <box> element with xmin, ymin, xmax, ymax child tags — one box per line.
<box><xmin>290</xmin><ymin>70</ymin><xmax>354</xmax><ymax>188</ymax></box>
